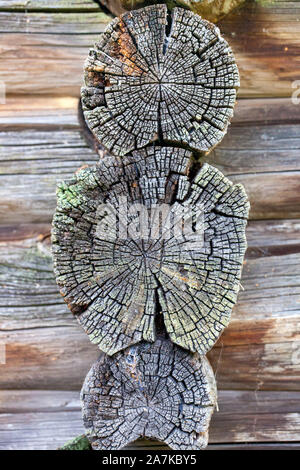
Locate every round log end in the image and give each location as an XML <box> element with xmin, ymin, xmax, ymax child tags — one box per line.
<box><xmin>81</xmin><ymin>338</ymin><xmax>217</xmax><ymax>450</ymax></box>
<box><xmin>52</xmin><ymin>147</ymin><xmax>249</xmax><ymax>356</ymax></box>
<box><xmin>81</xmin><ymin>5</ymin><xmax>239</xmax><ymax>156</ymax></box>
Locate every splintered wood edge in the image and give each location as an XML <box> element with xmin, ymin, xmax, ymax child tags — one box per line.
<box><xmin>81</xmin><ymin>5</ymin><xmax>239</xmax><ymax>157</ymax></box>
<box><xmin>52</xmin><ymin>146</ymin><xmax>249</xmax><ymax>356</ymax></box>
<box><xmin>81</xmin><ymin>338</ymin><xmax>217</xmax><ymax>450</ymax></box>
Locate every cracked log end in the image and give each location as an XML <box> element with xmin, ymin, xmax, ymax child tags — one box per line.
<box><xmin>52</xmin><ymin>146</ymin><xmax>249</xmax><ymax>356</ymax></box>
<box><xmin>81</xmin><ymin>338</ymin><xmax>217</xmax><ymax>450</ymax></box>
<box><xmin>81</xmin><ymin>4</ymin><xmax>239</xmax><ymax>157</ymax></box>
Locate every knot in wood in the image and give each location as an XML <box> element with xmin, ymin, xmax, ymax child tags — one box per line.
<box><xmin>81</xmin><ymin>5</ymin><xmax>239</xmax><ymax>156</ymax></box>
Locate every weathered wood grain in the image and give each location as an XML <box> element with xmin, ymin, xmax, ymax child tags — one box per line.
<box><xmin>0</xmin><ymin>224</ymin><xmax>51</xmax><ymax>242</ymax></box>
<box><xmin>0</xmin><ymin>389</ymin><xmax>299</xmax><ymax>449</ymax></box>
<box><xmin>0</xmin><ymin>390</ymin><xmax>81</xmax><ymax>413</ymax></box>
<box><xmin>0</xmin><ymin>96</ymin><xmax>79</xmax><ymax>129</ymax></box>
<box><xmin>3</xmin><ymin>322</ymin><xmax>299</xmax><ymax>391</ymax></box>
<box><xmin>2</xmin><ymin>95</ymin><xmax>298</xmax><ymax>129</ymax></box>
<box><xmin>233</xmin><ymin>98</ymin><xmax>300</xmax><ymax>126</ymax></box>
<box><xmin>0</xmin><ymin>129</ymin><xmax>100</xmax><ymax>224</ymax></box>
<box><xmin>231</xmin><ymin>171</ymin><xmax>300</xmax><ymax>220</ymax></box>
<box><xmin>220</xmin><ymin>1</ymin><xmax>300</xmax><ymax>98</ymax></box>
<box><xmin>1</xmin><ymin>219</ymin><xmax>300</xmax><ymax>390</ymax></box>
<box><xmin>0</xmin><ymin>0</ymin><xmax>101</xmax><ymax>11</ymax></box>
<box><xmin>209</xmin><ymin>341</ymin><xmax>300</xmax><ymax>391</ymax></box>
<box><xmin>0</xmin><ymin>11</ymin><xmax>111</xmax><ymax>33</ymax></box>
<box><xmin>0</xmin><ymin>0</ymin><xmax>298</xmax><ymax>452</ymax></box>
<box><xmin>0</xmin><ymin>2</ymin><xmax>299</xmax><ymax>97</ymax></box>
<box><xmin>52</xmin><ymin>150</ymin><xmax>248</xmax><ymax>355</ymax></box>
<box><xmin>81</xmin><ymin>340</ymin><xmax>217</xmax><ymax>450</ymax></box>
<box><xmin>1</xmin><ymin>116</ymin><xmax>300</xmax><ymax>222</ymax></box>
<box><xmin>0</xmin><ymin>11</ymin><xmax>112</xmax><ymax>96</ymax></box>
<box><xmin>207</xmin><ymin>123</ymin><xmax>300</xmax><ymax>175</ymax></box>
<box><xmin>82</xmin><ymin>5</ymin><xmax>239</xmax><ymax>156</ymax></box>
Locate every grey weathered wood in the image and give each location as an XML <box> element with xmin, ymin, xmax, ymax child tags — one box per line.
<box><xmin>1</xmin><ymin>107</ymin><xmax>300</xmax><ymax>223</ymax></box>
<box><xmin>0</xmin><ymin>11</ymin><xmax>111</xmax><ymax>33</ymax></box>
<box><xmin>3</xmin><ymin>323</ymin><xmax>299</xmax><ymax>391</ymax></box>
<box><xmin>0</xmin><ymin>11</ymin><xmax>111</xmax><ymax>96</ymax></box>
<box><xmin>232</xmin><ymin>98</ymin><xmax>300</xmax><ymax>127</ymax></box>
<box><xmin>2</xmin><ymin>96</ymin><xmax>299</xmax><ymax>130</ymax></box>
<box><xmin>0</xmin><ymin>0</ymin><xmax>101</xmax><ymax>11</ymax></box>
<box><xmin>1</xmin><ymin>219</ymin><xmax>300</xmax><ymax>390</ymax></box>
<box><xmin>82</xmin><ymin>5</ymin><xmax>239</xmax><ymax>156</ymax></box>
<box><xmin>0</xmin><ymin>390</ymin><xmax>80</xmax><ymax>413</ymax></box>
<box><xmin>1</xmin><ymin>389</ymin><xmax>300</xmax><ymax>449</ymax></box>
<box><xmin>1</xmin><ymin>2</ymin><xmax>300</xmax><ymax>97</ymax></box>
<box><xmin>0</xmin><ymin>0</ymin><xmax>299</xmax><ymax>453</ymax></box>
<box><xmin>81</xmin><ymin>338</ymin><xmax>217</xmax><ymax>450</ymax></box>
<box><xmin>0</xmin><ymin>129</ymin><xmax>99</xmax><ymax>224</ymax></box>
<box><xmin>0</xmin><ymin>96</ymin><xmax>80</xmax><ymax>129</ymax></box>
<box><xmin>52</xmin><ymin>148</ymin><xmax>248</xmax><ymax>355</ymax></box>
<box><xmin>207</xmin><ymin>123</ymin><xmax>300</xmax><ymax>175</ymax></box>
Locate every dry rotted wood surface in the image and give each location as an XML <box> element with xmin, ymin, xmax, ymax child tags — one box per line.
<box><xmin>52</xmin><ymin>149</ymin><xmax>248</xmax><ymax>356</ymax></box>
<box><xmin>0</xmin><ymin>0</ymin><xmax>300</xmax><ymax>450</ymax></box>
<box><xmin>82</xmin><ymin>5</ymin><xmax>239</xmax><ymax>155</ymax></box>
<box><xmin>81</xmin><ymin>339</ymin><xmax>217</xmax><ymax>450</ymax></box>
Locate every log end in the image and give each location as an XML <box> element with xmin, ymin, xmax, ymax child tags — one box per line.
<box><xmin>52</xmin><ymin>147</ymin><xmax>249</xmax><ymax>357</ymax></box>
<box><xmin>81</xmin><ymin>338</ymin><xmax>217</xmax><ymax>450</ymax></box>
<box><xmin>81</xmin><ymin>5</ymin><xmax>239</xmax><ymax>157</ymax></box>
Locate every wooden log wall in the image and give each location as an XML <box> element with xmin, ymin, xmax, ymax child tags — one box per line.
<box><xmin>0</xmin><ymin>0</ymin><xmax>300</xmax><ymax>449</ymax></box>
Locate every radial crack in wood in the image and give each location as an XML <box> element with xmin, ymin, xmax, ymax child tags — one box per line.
<box><xmin>52</xmin><ymin>146</ymin><xmax>249</xmax><ymax>355</ymax></box>
<box><xmin>81</xmin><ymin>338</ymin><xmax>217</xmax><ymax>450</ymax></box>
<box><xmin>81</xmin><ymin>5</ymin><xmax>239</xmax><ymax>156</ymax></box>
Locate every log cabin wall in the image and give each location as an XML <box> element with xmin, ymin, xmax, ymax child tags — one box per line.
<box><xmin>0</xmin><ymin>0</ymin><xmax>300</xmax><ymax>450</ymax></box>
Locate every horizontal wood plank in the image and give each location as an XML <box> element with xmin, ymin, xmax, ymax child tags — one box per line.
<box><xmin>1</xmin><ymin>106</ymin><xmax>300</xmax><ymax>221</ymax></box>
<box><xmin>0</xmin><ymin>95</ymin><xmax>79</xmax><ymax>129</ymax></box>
<box><xmin>0</xmin><ymin>2</ymin><xmax>299</xmax><ymax>97</ymax></box>
<box><xmin>0</xmin><ymin>12</ymin><xmax>111</xmax><ymax>96</ymax></box>
<box><xmin>0</xmin><ymin>128</ymin><xmax>99</xmax><ymax>223</ymax></box>
<box><xmin>1</xmin><ymin>95</ymin><xmax>299</xmax><ymax>129</ymax></box>
<box><xmin>0</xmin><ymin>1</ymin><xmax>101</xmax><ymax>11</ymax></box>
<box><xmin>233</xmin><ymin>98</ymin><xmax>300</xmax><ymax>126</ymax></box>
<box><xmin>220</xmin><ymin>1</ymin><xmax>300</xmax><ymax>98</ymax></box>
<box><xmin>0</xmin><ymin>11</ymin><xmax>111</xmax><ymax>33</ymax></box>
<box><xmin>0</xmin><ymin>219</ymin><xmax>299</xmax><ymax>390</ymax></box>
<box><xmin>0</xmin><ymin>390</ymin><xmax>299</xmax><ymax>449</ymax></box>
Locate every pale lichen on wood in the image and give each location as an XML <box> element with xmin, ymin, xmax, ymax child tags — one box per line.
<box><xmin>81</xmin><ymin>5</ymin><xmax>239</xmax><ymax>156</ymax></box>
<box><xmin>81</xmin><ymin>338</ymin><xmax>217</xmax><ymax>450</ymax></box>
